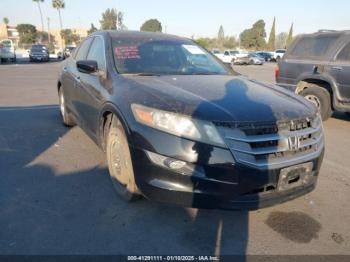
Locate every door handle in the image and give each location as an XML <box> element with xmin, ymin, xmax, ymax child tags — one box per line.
<box><xmin>74</xmin><ymin>76</ymin><xmax>81</xmax><ymax>83</ymax></box>
<box><xmin>332</xmin><ymin>66</ymin><xmax>343</xmax><ymax>71</ymax></box>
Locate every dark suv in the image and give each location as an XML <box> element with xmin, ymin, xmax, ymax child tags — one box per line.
<box><xmin>276</xmin><ymin>30</ymin><xmax>350</xmax><ymax>120</ymax></box>
<box><xmin>29</xmin><ymin>44</ymin><xmax>50</xmax><ymax>62</ymax></box>
<box><xmin>57</xmin><ymin>31</ymin><xmax>324</xmax><ymax>210</ymax></box>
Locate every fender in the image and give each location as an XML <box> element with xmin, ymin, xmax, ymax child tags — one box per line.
<box><xmin>296</xmin><ymin>72</ymin><xmax>345</xmax><ymax>110</ymax></box>
<box><xmin>98</xmin><ymin>102</ymin><xmax>134</xmax><ymax>151</ymax></box>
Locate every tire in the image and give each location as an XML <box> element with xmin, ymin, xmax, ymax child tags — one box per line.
<box><xmin>249</xmin><ymin>59</ymin><xmax>254</xmax><ymax>65</ymax></box>
<box><xmin>106</xmin><ymin>116</ymin><xmax>140</xmax><ymax>202</ymax></box>
<box><xmin>300</xmin><ymin>85</ymin><xmax>333</xmax><ymax>121</ymax></box>
<box><xmin>276</xmin><ymin>56</ymin><xmax>281</xmax><ymax>62</ymax></box>
<box><xmin>58</xmin><ymin>87</ymin><xmax>76</xmax><ymax>126</ymax></box>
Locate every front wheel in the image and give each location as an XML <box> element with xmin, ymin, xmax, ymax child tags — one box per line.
<box><xmin>300</xmin><ymin>85</ymin><xmax>333</xmax><ymax>121</ymax></box>
<box><xmin>58</xmin><ymin>88</ymin><xmax>76</xmax><ymax>126</ymax></box>
<box><xmin>106</xmin><ymin>116</ymin><xmax>140</xmax><ymax>202</ymax></box>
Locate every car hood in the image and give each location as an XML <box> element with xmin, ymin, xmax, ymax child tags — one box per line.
<box><xmin>122</xmin><ymin>75</ymin><xmax>316</xmax><ymax>123</ymax></box>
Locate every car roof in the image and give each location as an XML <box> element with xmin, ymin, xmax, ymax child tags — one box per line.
<box><xmin>285</xmin><ymin>30</ymin><xmax>350</xmax><ymax>60</ymax></box>
<box><xmin>92</xmin><ymin>30</ymin><xmax>193</xmax><ymax>43</ymax></box>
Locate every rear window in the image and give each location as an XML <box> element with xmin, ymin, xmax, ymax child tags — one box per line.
<box><xmin>31</xmin><ymin>45</ymin><xmax>46</xmax><ymax>51</ymax></box>
<box><xmin>1</xmin><ymin>40</ymin><xmax>12</xmax><ymax>47</ymax></box>
<box><xmin>336</xmin><ymin>42</ymin><xmax>350</xmax><ymax>62</ymax></box>
<box><xmin>289</xmin><ymin>34</ymin><xmax>340</xmax><ymax>58</ymax></box>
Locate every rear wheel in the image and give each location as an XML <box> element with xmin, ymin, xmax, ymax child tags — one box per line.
<box><xmin>106</xmin><ymin>116</ymin><xmax>140</xmax><ymax>202</ymax></box>
<box><xmin>58</xmin><ymin>87</ymin><xmax>76</xmax><ymax>126</ymax></box>
<box><xmin>300</xmin><ymin>85</ymin><xmax>333</xmax><ymax>121</ymax></box>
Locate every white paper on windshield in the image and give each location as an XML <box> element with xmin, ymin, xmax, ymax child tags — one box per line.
<box><xmin>182</xmin><ymin>45</ymin><xmax>205</xmax><ymax>55</ymax></box>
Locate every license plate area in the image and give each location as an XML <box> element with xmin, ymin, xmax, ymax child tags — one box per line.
<box><xmin>278</xmin><ymin>162</ymin><xmax>314</xmax><ymax>191</ymax></box>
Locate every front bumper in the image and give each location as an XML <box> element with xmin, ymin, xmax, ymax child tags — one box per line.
<box><xmin>130</xmin><ymin>126</ymin><xmax>324</xmax><ymax>210</ymax></box>
<box><xmin>30</xmin><ymin>55</ymin><xmax>49</xmax><ymax>61</ymax></box>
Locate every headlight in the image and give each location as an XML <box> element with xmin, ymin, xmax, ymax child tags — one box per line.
<box><xmin>131</xmin><ymin>104</ymin><xmax>226</xmax><ymax>147</ymax></box>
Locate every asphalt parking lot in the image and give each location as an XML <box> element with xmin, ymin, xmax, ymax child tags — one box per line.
<box><xmin>0</xmin><ymin>60</ymin><xmax>349</xmax><ymax>255</ymax></box>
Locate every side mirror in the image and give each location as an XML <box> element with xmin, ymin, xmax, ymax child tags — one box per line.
<box><xmin>77</xmin><ymin>60</ymin><xmax>98</xmax><ymax>74</ymax></box>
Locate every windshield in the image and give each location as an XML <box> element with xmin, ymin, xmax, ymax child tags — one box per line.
<box><xmin>1</xmin><ymin>40</ymin><xmax>12</xmax><ymax>48</ymax></box>
<box><xmin>31</xmin><ymin>45</ymin><xmax>46</xmax><ymax>51</ymax></box>
<box><xmin>112</xmin><ymin>38</ymin><xmax>228</xmax><ymax>75</ymax></box>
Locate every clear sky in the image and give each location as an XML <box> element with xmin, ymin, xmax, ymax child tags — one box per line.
<box><xmin>1</xmin><ymin>0</ymin><xmax>349</xmax><ymax>38</ymax></box>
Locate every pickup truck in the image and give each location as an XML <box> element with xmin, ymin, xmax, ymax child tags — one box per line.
<box><xmin>0</xmin><ymin>39</ymin><xmax>16</xmax><ymax>63</ymax></box>
<box><xmin>273</xmin><ymin>49</ymin><xmax>286</xmax><ymax>62</ymax></box>
<box><xmin>213</xmin><ymin>49</ymin><xmax>248</xmax><ymax>64</ymax></box>
<box><xmin>276</xmin><ymin>30</ymin><xmax>350</xmax><ymax>120</ymax></box>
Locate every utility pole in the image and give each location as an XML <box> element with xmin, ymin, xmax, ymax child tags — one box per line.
<box><xmin>116</xmin><ymin>10</ymin><xmax>119</xmax><ymax>30</ymax></box>
<box><xmin>47</xmin><ymin>17</ymin><xmax>51</xmax><ymax>44</ymax></box>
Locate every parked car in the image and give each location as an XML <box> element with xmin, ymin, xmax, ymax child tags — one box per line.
<box><xmin>213</xmin><ymin>49</ymin><xmax>248</xmax><ymax>64</ymax></box>
<box><xmin>29</xmin><ymin>44</ymin><xmax>50</xmax><ymax>62</ymax></box>
<box><xmin>57</xmin><ymin>31</ymin><xmax>324</xmax><ymax>210</ymax></box>
<box><xmin>234</xmin><ymin>53</ymin><xmax>264</xmax><ymax>65</ymax></box>
<box><xmin>255</xmin><ymin>51</ymin><xmax>274</xmax><ymax>61</ymax></box>
<box><xmin>276</xmin><ymin>30</ymin><xmax>350</xmax><ymax>120</ymax></box>
<box><xmin>273</xmin><ymin>49</ymin><xmax>286</xmax><ymax>61</ymax></box>
<box><xmin>63</xmin><ymin>46</ymin><xmax>76</xmax><ymax>59</ymax></box>
<box><xmin>211</xmin><ymin>48</ymin><xmax>221</xmax><ymax>55</ymax></box>
<box><xmin>0</xmin><ymin>43</ymin><xmax>3</xmax><ymax>63</ymax></box>
<box><xmin>0</xmin><ymin>39</ymin><xmax>16</xmax><ymax>63</ymax></box>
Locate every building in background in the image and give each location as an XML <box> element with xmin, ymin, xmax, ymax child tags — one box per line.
<box><xmin>51</xmin><ymin>28</ymin><xmax>88</xmax><ymax>48</ymax></box>
<box><xmin>0</xmin><ymin>24</ymin><xmax>19</xmax><ymax>48</ymax></box>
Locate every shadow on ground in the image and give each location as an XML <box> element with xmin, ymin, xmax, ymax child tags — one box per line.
<box><xmin>0</xmin><ymin>105</ymin><xmax>249</xmax><ymax>256</ymax></box>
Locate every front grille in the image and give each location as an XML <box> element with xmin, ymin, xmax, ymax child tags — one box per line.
<box><xmin>215</xmin><ymin>116</ymin><xmax>324</xmax><ymax>170</ymax></box>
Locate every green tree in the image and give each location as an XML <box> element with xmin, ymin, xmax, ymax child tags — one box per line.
<box><xmin>17</xmin><ymin>24</ymin><xmax>37</xmax><ymax>44</ymax></box>
<box><xmin>195</xmin><ymin>38</ymin><xmax>209</xmax><ymax>49</ymax></box>
<box><xmin>100</xmin><ymin>8</ymin><xmax>123</xmax><ymax>30</ymax></box>
<box><xmin>267</xmin><ymin>17</ymin><xmax>276</xmax><ymax>51</ymax></box>
<box><xmin>217</xmin><ymin>25</ymin><xmax>225</xmax><ymax>45</ymax></box>
<box><xmin>36</xmin><ymin>31</ymin><xmax>55</xmax><ymax>44</ymax></box>
<box><xmin>287</xmin><ymin>23</ymin><xmax>294</xmax><ymax>47</ymax></box>
<box><xmin>32</xmin><ymin>0</ymin><xmax>45</xmax><ymax>32</ymax></box>
<box><xmin>240</xmin><ymin>19</ymin><xmax>266</xmax><ymax>50</ymax></box>
<box><xmin>140</xmin><ymin>19</ymin><xmax>162</xmax><ymax>32</ymax></box>
<box><xmin>3</xmin><ymin>17</ymin><xmax>9</xmax><ymax>25</ymax></box>
<box><xmin>88</xmin><ymin>23</ymin><xmax>98</xmax><ymax>35</ymax></box>
<box><xmin>223</xmin><ymin>36</ymin><xmax>237</xmax><ymax>49</ymax></box>
<box><xmin>60</xmin><ymin>29</ymin><xmax>79</xmax><ymax>45</ymax></box>
<box><xmin>275</xmin><ymin>32</ymin><xmax>288</xmax><ymax>49</ymax></box>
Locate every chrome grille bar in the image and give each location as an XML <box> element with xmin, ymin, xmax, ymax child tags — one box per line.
<box><xmin>216</xmin><ymin>116</ymin><xmax>324</xmax><ymax>170</ymax></box>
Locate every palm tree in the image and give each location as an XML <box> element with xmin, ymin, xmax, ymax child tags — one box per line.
<box><xmin>52</xmin><ymin>0</ymin><xmax>65</xmax><ymax>48</ymax></box>
<box><xmin>52</xmin><ymin>0</ymin><xmax>65</xmax><ymax>31</ymax></box>
<box><xmin>3</xmin><ymin>17</ymin><xmax>9</xmax><ymax>25</ymax></box>
<box><xmin>33</xmin><ymin>0</ymin><xmax>45</xmax><ymax>32</ymax></box>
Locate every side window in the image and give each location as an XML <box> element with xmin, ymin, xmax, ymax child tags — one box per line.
<box><xmin>336</xmin><ymin>42</ymin><xmax>350</xmax><ymax>62</ymax></box>
<box><xmin>87</xmin><ymin>37</ymin><xmax>106</xmax><ymax>72</ymax></box>
<box><xmin>75</xmin><ymin>37</ymin><xmax>93</xmax><ymax>61</ymax></box>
